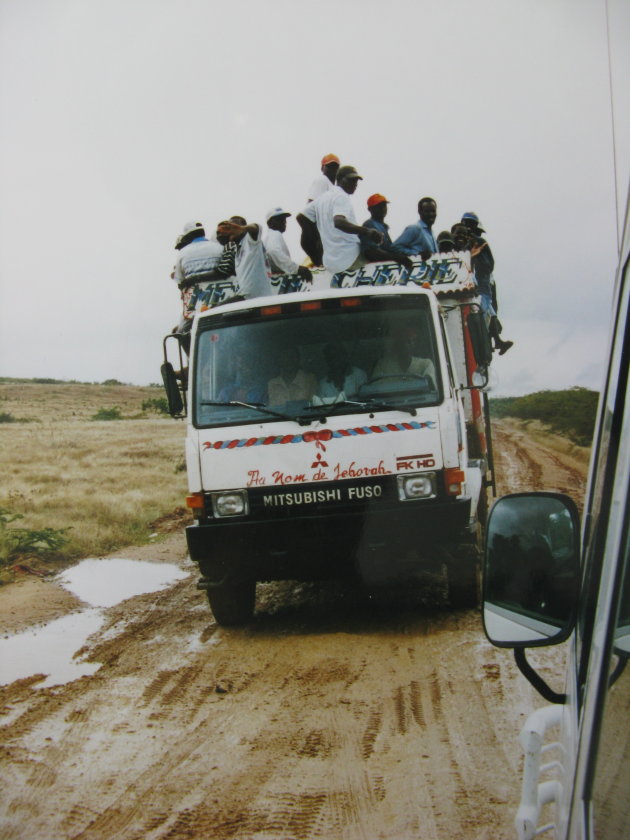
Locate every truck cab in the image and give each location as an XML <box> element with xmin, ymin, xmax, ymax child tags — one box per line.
<box><xmin>482</xmin><ymin>198</ymin><xmax>630</xmax><ymax>838</ymax></box>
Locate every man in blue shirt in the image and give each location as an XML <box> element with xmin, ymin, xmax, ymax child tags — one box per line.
<box><xmin>393</xmin><ymin>197</ymin><xmax>438</xmax><ymax>260</ymax></box>
<box><xmin>459</xmin><ymin>212</ymin><xmax>513</xmax><ymax>356</ymax></box>
<box><xmin>361</xmin><ymin>194</ymin><xmax>413</xmax><ymax>272</ymax></box>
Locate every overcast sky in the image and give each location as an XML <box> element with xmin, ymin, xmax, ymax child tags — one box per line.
<box><xmin>1</xmin><ymin>0</ymin><xmax>628</xmax><ymax>396</ymax></box>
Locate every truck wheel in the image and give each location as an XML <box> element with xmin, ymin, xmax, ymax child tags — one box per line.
<box><xmin>446</xmin><ymin>560</ymin><xmax>480</xmax><ymax>609</ymax></box>
<box><xmin>206</xmin><ymin>581</ymin><xmax>256</xmax><ymax>626</ymax></box>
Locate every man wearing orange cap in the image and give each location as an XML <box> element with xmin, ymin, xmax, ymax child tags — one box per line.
<box><xmin>361</xmin><ymin>194</ymin><xmax>413</xmax><ymax>272</ymax></box>
<box><xmin>306</xmin><ymin>154</ymin><xmax>340</xmax><ymax>202</ymax></box>
<box><xmin>298</xmin><ymin>165</ymin><xmax>383</xmax><ymax>274</ymax></box>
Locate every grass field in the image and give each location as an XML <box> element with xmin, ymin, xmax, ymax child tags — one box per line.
<box><xmin>0</xmin><ymin>381</ymin><xmax>188</xmax><ymax>580</ymax></box>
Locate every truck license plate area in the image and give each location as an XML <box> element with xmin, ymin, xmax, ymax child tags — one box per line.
<box><xmin>248</xmin><ymin>477</ymin><xmax>394</xmax><ymax>517</ymax></box>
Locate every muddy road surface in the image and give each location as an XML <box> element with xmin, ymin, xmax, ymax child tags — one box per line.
<box><xmin>0</xmin><ymin>421</ymin><xmax>587</xmax><ymax>839</ymax></box>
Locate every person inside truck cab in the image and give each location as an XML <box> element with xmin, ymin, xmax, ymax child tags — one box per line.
<box><xmin>372</xmin><ymin>327</ymin><xmax>436</xmax><ymax>386</ymax></box>
<box><xmin>392</xmin><ymin>197</ymin><xmax>438</xmax><ymax>260</ymax></box>
<box><xmin>317</xmin><ymin>343</ymin><xmax>367</xmax><ymax>401</ymax></box>
<box><xmin>267</xmin><ymin>346</ymin><xmax>316</xmax><ymax>406</ymax></box>
<box><xmin>217</xmin><ymin>347</ymin><xmax>267</xmax><ymax>405</ymax></box>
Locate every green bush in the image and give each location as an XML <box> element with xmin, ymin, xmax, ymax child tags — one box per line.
<box><xmin>91</xmin><ymin>406</ymin><xmax>123</xmax><ymax>421</ymax></box>
<box><xmin>491</xmin><ymin>387</ymin><xmax>599</xmax><ymax>446</ymax></box>
<box><xmin>0</xmin><ymin>508</ymin><xmax>70</xmax><ymax>567</ymax></box>
<box><xmin>0</xmin><ymin>412</ymin><xmax>18</xmax><ymax>423</ymax></box>
<box><xmin>142</xmin><ymin>397</ymin><xmax>169</xmax><ymax>415</ymax></box>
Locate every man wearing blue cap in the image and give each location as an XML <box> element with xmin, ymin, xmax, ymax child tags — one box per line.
<box><xmin>462</xmin><ymin>212</ymin><xmax>513</xmax><ymax>355</ymax></box>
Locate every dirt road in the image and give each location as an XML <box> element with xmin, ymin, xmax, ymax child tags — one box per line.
<box><xmin>0</xmin><ymin>421</ymin><xmax>588</xmax><ymax>840</ymax></box>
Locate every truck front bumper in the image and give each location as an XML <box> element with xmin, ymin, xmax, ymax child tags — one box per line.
<box><xmin>186</xmin><ymin>495</ymin><xmax>472</xmax><ymax>584</ymax></box>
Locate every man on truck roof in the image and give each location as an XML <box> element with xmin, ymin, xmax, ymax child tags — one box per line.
<box><xmin>393</xmin><ymin>197</ymin><xmax>439</xmax><ymax>260</ymax></box>
<box><xmin>300</xmin><ymin>154</ymin><xmax>340</xmax><ymax>264</ymax></box>
<box><xmin>264</xmin><ymin>207</ymin><xmax>312</xmax><ymax>283</ymax></box>
<box><xmin>461</xmin><ymin>212</ymin><xmax>513</xmax><ymax>356</ymax></box>
<box><xmin>297</xmin><ymin>165</ymin><xmax>383</xmax><ymax>275</ymax></box>
<box><xmin>361</xmin><ymin>193</ymin><xmax>413</xmax><ymax>273</ymax></box>
<box><xmin>173</xmin><ymin>220</ymin><xmax>223</xmax><ymax>290</ymax></box>
<box><xmin>306</xmin><ymin>153</ymin><xmax>340</xmax><ymax>202</ymax></box>
<box><xmin>216</xmin><ymin>218</ymin><xmax>272</xmax><ymax>300</ymax></box>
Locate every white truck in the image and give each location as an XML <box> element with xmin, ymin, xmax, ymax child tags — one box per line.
<box><xmin>163</xmin><ymin>253</ymin><xmax>495</xmax><ymax>624</ymax></box>
<box><xmin>481</xmin><ymin>192</ymin><xmax>630</xmax><ymax>838</ymax></box>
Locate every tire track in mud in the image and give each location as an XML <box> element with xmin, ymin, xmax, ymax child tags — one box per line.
<box><xmin>0</xmin><ymin>424</ymin><xmax>589</xmax><ymax>839</ymax></box>
<box><xmin>1</xmin><ymin>603</ymin><xmax>522</xmax><ymax>840</ymax></box>
<box><xmin>492</xmin><ymin>420</ymin><xmax>587</xmax><ymax>506</ymax></box>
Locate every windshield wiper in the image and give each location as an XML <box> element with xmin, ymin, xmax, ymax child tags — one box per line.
<box><xmin>200</xmin><ymin>400</ymin><xmax>309</xmax><ymax>424</ymax></box>
<box><xmin>299</xmin><ymin>399</ymin><xmax>417</xmax><ymax>419</ymax></box>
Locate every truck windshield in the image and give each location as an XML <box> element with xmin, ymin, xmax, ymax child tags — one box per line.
<box><xmin>192</xmin><ymin>296</ymin><xmax>443</xmax><ymax>428</ymax></box>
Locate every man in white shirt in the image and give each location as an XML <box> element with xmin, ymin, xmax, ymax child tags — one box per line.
<box><xmin>301</xmin><ymin>154</ymin><xmax>340</xmax><ymax>264</ymax></box>
<box><xmin>173</xmin><ymin>221</ymin><xmax>223</xmax><ymax>289</ymax></box>
<box><xmin>264</xmin><ymin>207</ymin><xmax>312</xmax><ymax>282</ymax></box>
<box><xmin>306</xmin><ymin>153</ymin><xmax>340</xmax><ymax>202</ymax></box>
<box><xmin>298</xmin><ymin>165</ymin><xmax>383</xmax><ymax>274</ymax></box>
<box><xmin>216</xmin><ymin>219</ymin><xmax>272</xmax><ymax>300</ymax></box>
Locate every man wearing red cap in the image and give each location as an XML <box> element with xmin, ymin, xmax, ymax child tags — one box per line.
<box><xmin>361</xmin><ymin>195</ymin><xmax>413</xmax><ymax>272</ymax></box>
<box><xmin>306</xmin><ymin>154</ymin><xmax>340</xmax><ymax>202</ymax></box>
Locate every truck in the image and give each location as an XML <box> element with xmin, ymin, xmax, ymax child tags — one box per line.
<box><xmin>481</xmin><ymin>191</ymin><xmax>630</xmax><ymax>838</ymax></box>
<box><xmin>162</xmin><ymin>252</ymin><xmax>495</xmax><ymax>625</ymax></box>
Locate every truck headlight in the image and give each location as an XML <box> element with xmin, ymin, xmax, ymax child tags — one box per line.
<box><xmin>397</xmin><ymin>472</ymin><xmax>436</xmax><ymax>501</ymax></box>
<box><xmin>211</xmin><ymin>490</ymin><xmax>249</xmax><ymax>517</ymax></box>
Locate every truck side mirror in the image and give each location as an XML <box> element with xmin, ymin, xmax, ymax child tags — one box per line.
<box><xmin>467</xmin><ymin>310</ymin><xmax>493</xmax><ymax>368</ymax></box>
<box><xmin>161</xmin><ymin>362</ymin><xmax>184</xmax><ymax>417</ymax></box>
<box><xmin>483</xmin><ymin>493</ymin><xmax>581</xmax><ymax>648</ymax></box>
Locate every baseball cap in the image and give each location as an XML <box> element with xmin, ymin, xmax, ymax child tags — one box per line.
<box><xmin>337</xmin><ymin>165</ymin><xmax>363</xmax><ymax>182</ymax></box>
<box><xmin>182</xmin><ymin>220</ymin><xmax>204</xmax><ymax>236</ymax></box>
<box><xmin>321</xmin><ymin>153</ymin><xmax>340</xmax><ymax>166</ymax></box>
<box><xmin>266</xmin><ymin>207</ymin><xmax>292</xmax><ymax>222</ymax></box>
<box><xmin>461</xmin><ymin>212</ymin><xmax>485</xmax><ymax>232</ymax></box>
<box><xmin>367</xmin><ymin>193</ymin><xmax>389</xmax><ymax>208</ymax></box>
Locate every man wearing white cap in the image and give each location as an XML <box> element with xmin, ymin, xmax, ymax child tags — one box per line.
<box><xmin>264</xmin><ymin>208</ymin><xmax>312</xmax><ymax>282</ymax></box>
<box><xmin>173</xmin><ymin>221</ymin><xmax>223</xmax><ymax>290</ymax></box>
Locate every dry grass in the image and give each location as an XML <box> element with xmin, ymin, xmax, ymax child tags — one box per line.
<box><xmin>0</xmin><ymin>382</ymin><xmax>188</xmax><ymax>579</ymax></box>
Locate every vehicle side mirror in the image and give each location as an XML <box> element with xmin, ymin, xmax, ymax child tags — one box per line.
<box><xmin>470</xmin><ymin>367</ymin><xmax>489</xmax><ymax>389</ymax></box>
<box><xmin>483</xmin><ymin>493</ymin><xmax>581</xmax><ymax>648</ymax></box>
<box><xmin>161</xmin><ymin>362</ymin><xmax>184</xmax><ymax>417</ymax></box>
<box><xmin>467</xmin><ymin>310</ymin><xmax>493</xmax><ymax>368</ymax></box>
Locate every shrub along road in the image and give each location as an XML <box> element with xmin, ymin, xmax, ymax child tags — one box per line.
<box><xmin>0</xmin><ymin>420</ymin><xmax>587</xmax><ymax>839</ymax></box>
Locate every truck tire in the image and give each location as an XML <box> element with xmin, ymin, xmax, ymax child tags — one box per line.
<box><xmin>206</xmin><ymin>581</ymin><xmax>256</xmax><ymax>626</ymax></box>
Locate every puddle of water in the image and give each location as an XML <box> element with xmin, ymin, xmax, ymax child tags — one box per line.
<box><xmin>0</xmin><ymin>559</ymin><xmax>189</xmax><ymax>691</ymax></box>
<box><xmin>0</xmin><ymin>609</ymin><xmax>105</xmax><ymax>689</ymax></box>
<box><xmin>58</xmin><ymin>558</ymin><xmax>188</xmax><ymax>607</ymax></box>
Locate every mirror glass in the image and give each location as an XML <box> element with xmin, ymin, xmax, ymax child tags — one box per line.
<box><xmin>471</xmin><ymin>367</ymin><xmax>488</xmax><ymax>389</ymax></box>
<box><xmin>483</xmin><ymin>493</ymin><xmax>580</xmax><ymax>646</ymax></box>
